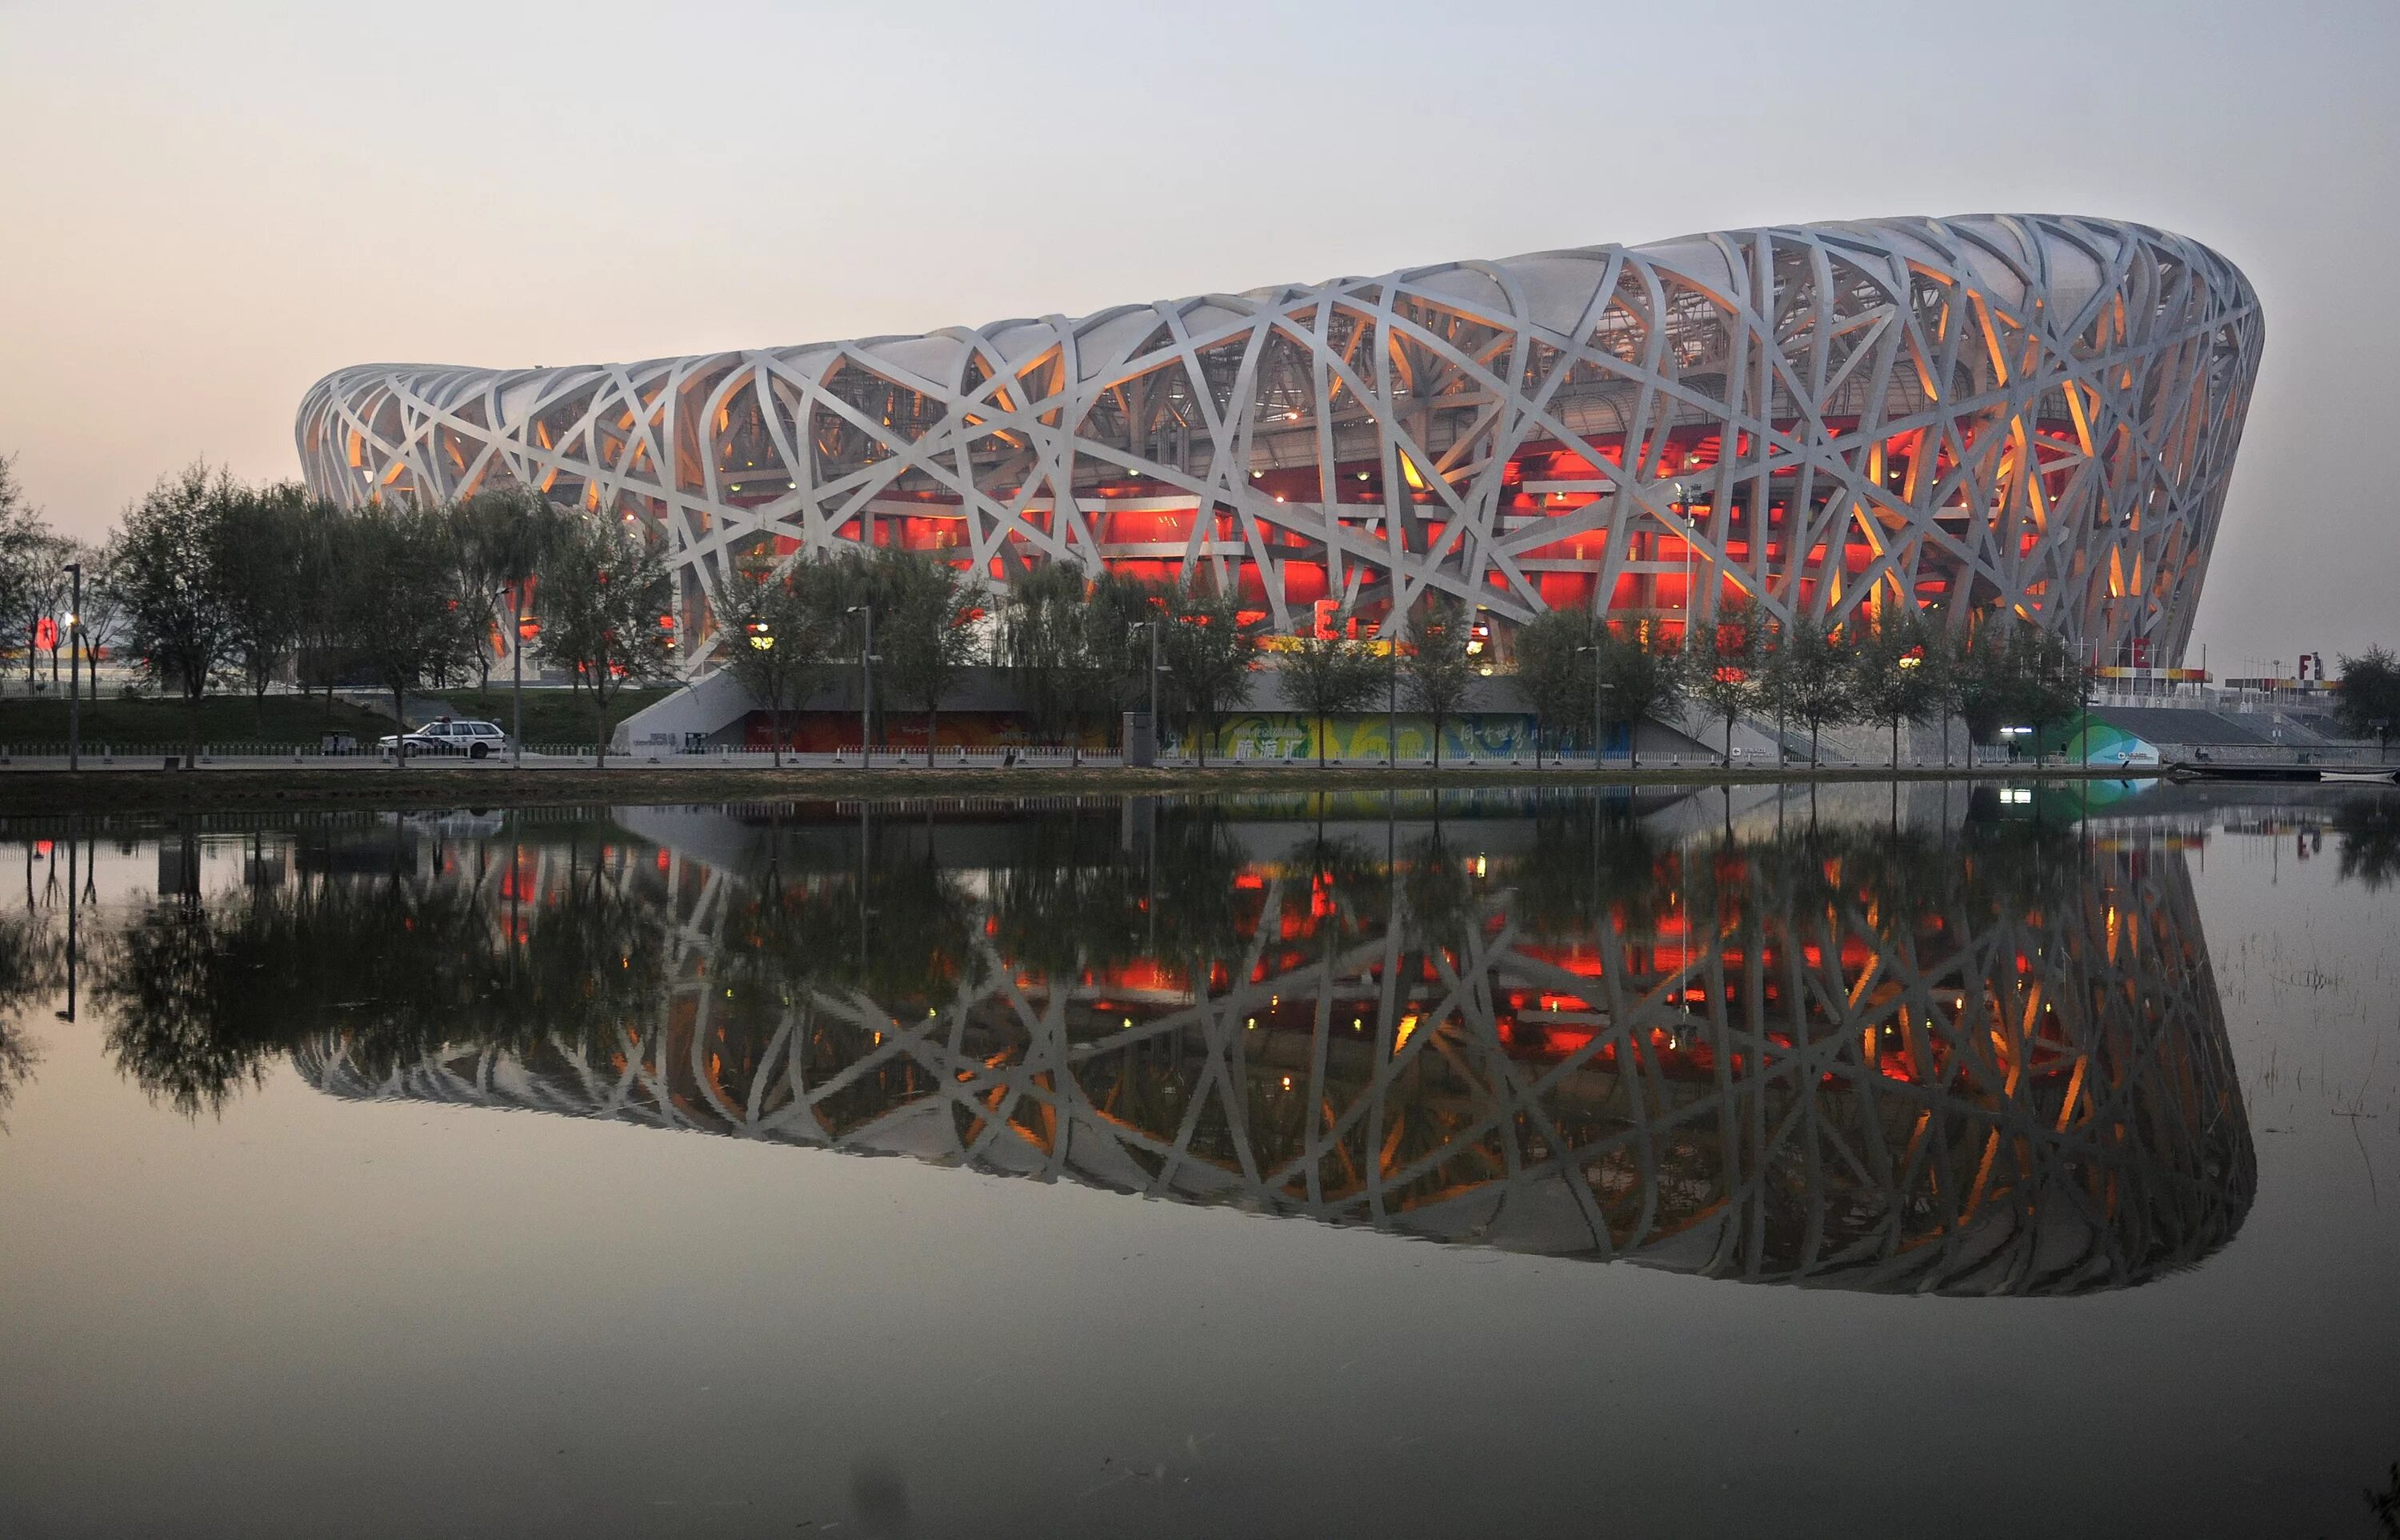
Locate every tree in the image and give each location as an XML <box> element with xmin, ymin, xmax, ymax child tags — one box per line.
<box><xmin>1402</xmin><ymin>594</ymin><xmax>1476</xmax><ymax>769</ymax></box>
<box><xmin>1512</xmin><ymin>607</ymin><xmax>1596</xmax><ymax>769</ymax></box>
<box><xmin>442</xmin><ymin>486</ymin><xmax>564</xmax><ymax>692</ymax></box>
<box><xmin>998</xmin><ymin>561</ymin><xmax>1096</xmax><ymax>762</ymax></box>
<box><xmin>1774</xmin><ymin>614</ymin><xmax>1856</xmax><ymax>768</ymax></box>
<box><xmin>114</xmin><ymin>464</ymin><xmax>238</xmax><ymax>759</ymax></box>
<box><xmin>1852</xmin><ymin>607</ymin><xmax>1941</xmax><ymax>768</ymax></box>
<box><xmin>10</xmin><ymin>530</ymin><xmax>72</xmax><ymax>696</ymax></box>
<box><xmin>1751</xmin><ymin>614</ymin><xmax>1794</xmax><ymax>765</ymax></box>
<box><xmin>1596</xmin><ymin>626</ymin><xmax>1685</xmax><ymax>770</ymax></box>
<box><xmin>0</xmin><ymin>454</ymin><xmax>57</xmax><ymax>698</ymax></box>
<box><xmin>2007</xmin><ymin>626</ymin><xmax>2092</xmax><ymax>765</ymax></box>
<box><xmin>66</xmin><ymin>538</ymin><xmax>125</xmax><ymax>704</ymax></box>
<box><xmin>288</xmin><ymin>498</ymin><xmax>354</xmax><ymax>721</ymax></box>
<box><xmin>710</xmin><ymin>548</ymin><xmax>843</xmax><ymax>766</ymax></box>
<box><xmin>1160</xmin><ymin>580</ymin><xmax>1258</xmax><ymax>766</ymax></box>
<box><xmin>2334</xmin><ymin>646</ymin><xmax>2400</xmax><ymax>762</ymax></box>
<box><xmin>1918</xmin><ymin>625</ymin><xmax>1969</xmax><ymax>768</ymax></box>
<box><xmin>538</xmin><ymin>515</ymin><xmax>676</xmax><ymax>767</ymax></box>
<box><xmin>210</xmin><ymin>481</ymin><xmax>312</xmax><ymax>727</ymax></box>
<box><xmin>1082</xmin><ymin>570</ymin><xmax>1170</xmax><ymax>757</ymax></box>
<box><xmin>1282</xmin><ymin>618</ymin><xmax>1380</xmax><ymax>769</ymax></box>
<box><xmin>857</xmin><ymin>546</ymin><xmax>981</xmax><ymax>766</ymax></box>
<box><xmin>1685</xmin><ymin>596</ymin><xmax>1762</xmax><ymax>768</ymax></box>
<box><xmin>1955</xmin><ymin>624</ymin><xmax>2018</xmax><ymax>751</ymax></box>
<box><xmin>346</xmin><ymin>498</ymin><xmax>475</xmax><ymax>762</ymax></box>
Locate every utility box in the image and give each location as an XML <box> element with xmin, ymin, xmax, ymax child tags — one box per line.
<box><xmin>1123</xmin><ymin>710</ymin><xmax>1155</xmax><ymax>768</ymax></box>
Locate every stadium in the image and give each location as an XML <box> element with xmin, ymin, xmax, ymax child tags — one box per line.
<box><xmin>298</xmin><ymin>214</ymin><xmax>2261</xmax><ymax>671</ymax></box>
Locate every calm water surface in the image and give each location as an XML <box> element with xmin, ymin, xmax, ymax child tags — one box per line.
<box><xmin>2</xmin><ymin>782</ymin><xmax>2396</xmax><ymax>1538</ymax></box>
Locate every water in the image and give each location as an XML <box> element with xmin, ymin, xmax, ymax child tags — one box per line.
<box><xmin>2</xmin><ymin>782</ymin><xmax>2395</xmax><ymax>1538</ymax></box>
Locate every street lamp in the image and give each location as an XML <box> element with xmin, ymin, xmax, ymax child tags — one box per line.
<box><xmin>846</xmin><ymin>604</ymin><xmax>874</xmax><ymax>768</ymax></box>
<box><xmin>1128</xmin><ymin>619</ymin><xmax>1169</xmax><ymax>765</ymax></box>
<box><xmin>1577</xmin><ymin>641</ymin><xmax>1604</xmax><ymax>768</ymax></box>
<box><xmin>1664</xmin><ymin>479</ymin><xmax>1698</xmax><ymax>647</ymax></box>
<box><xmin>64</xmin><ymin>561</ymin><xmax>81</xmax><ymax>772</ymax></box>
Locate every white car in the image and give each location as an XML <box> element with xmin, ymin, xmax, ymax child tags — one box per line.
<box><xmin>378</xmin><ymin>718</ymin><xmax>510</xmax><ymax>761</ymax></box>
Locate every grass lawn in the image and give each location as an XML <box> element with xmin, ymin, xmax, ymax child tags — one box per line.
<box><xmin>0</xmin><ymin>692</ymin><xmax>394</xmax><ymax>747</ymax></box>
<box><xmin>418</xmin><ymin>686</ymin><xmax>680</xmax><ymax>746</ymax></box>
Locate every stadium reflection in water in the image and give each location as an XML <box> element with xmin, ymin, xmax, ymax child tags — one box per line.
<box><xmin>98</xmin><ymin>786</ymin><xmax>2250</xmax><ymax>1296</ymax></box>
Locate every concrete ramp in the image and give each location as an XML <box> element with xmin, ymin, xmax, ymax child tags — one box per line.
<box><xmin>610</xmin><ymin>670</ymin><xmax>759</xmax><ymax>752</ymax></box>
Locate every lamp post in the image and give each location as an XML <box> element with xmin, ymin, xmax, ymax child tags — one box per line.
<box><xmin>1577</xmin><ymin>641</ymin><xmax>1602</xmax><ymax>768</ymax></box>
<box><xmin>746</xmin><ymin>620</ymin><xmax>779</xmax><ymax>766</ymax></box>
<box><xmin>1127</xmin><ymin>618</ymin><xmax>1167</xmax><ymax>765</ymax></box>
<box><xmin>64</xmin><ymin>561</ymin><xmax>81</xmax><ymax>772</ymax></box>
<box><xmin>1669</xmin><ymin>479</ymin><xmax>1694</xmax><ymax>647</ymax></box>
<box><xmin>846</xmin><ymin>604</ymin><xmax>874</xmax><ymax>768</ymax></box>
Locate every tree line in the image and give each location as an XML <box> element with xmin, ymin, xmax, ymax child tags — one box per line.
<box><xmin>1282</xmin><ymin>595</ymin><xmax>2098</xmax><ymax>770</ymax></box>
<box><xmin>0</xmin><ymin>457</ymin><xmax>2109</xmax><ymax>770</ymax></box>
<box><xmin>720</xmin><ymin>552</ymin><xmax>1513</xmax><ymax>770</ymax></box>
<box><xmin>2</xmin><ymin>461</ymin><xmax>680</xmax><ymax>763</ymax></box>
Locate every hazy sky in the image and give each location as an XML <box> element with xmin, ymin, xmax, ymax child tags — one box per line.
<box><xmin>2</xmin><ymin>0</ymin><xmax>2392</xmax><ymax>669</ymax></box>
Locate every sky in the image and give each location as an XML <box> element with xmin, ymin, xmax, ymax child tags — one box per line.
<box><xmin>1</xmin><ymin>0</ymin><xmax>2393</xmax><ymax>670</ymax></box>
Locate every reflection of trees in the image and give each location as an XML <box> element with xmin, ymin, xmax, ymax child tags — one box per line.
<box><xmin>98</xmin><ymin>902</ymin><xmax>285</xmax><ymax>1116</ymax></box>
<box><xmin>284</xmin><ymin>802</ymin><xmax>2250</xmax><ymax>1295</ymax></box>
<box><xmin>0</xmin><ymin>909</ymin><xmax>55</xmax><ymax>1125</ymax></box>
<box><xmin>97</xmin><ymin>824</ymin><xmax>674</xmax><ymax>1113</ymax></box>
<box><xmin>2335</xmin><ymin>796</ymin><xmax>2400</xmax><ymax>891</ymax></box>
<box><xmin>1146</xmin><ymin>806</ymin><xmax>1258</xmax><ymax>986</ymax></box>
<box><xmin>985</xmin><ymin>810</ymin><xmax>1149</xmax><ymax>986</ymax></box>
<box><xmin>1511</xmin><ymin>794</ymin><xmax>1666</xmax><ymax>942</ymax></box>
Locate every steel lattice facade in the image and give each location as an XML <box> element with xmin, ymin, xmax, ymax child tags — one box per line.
<box><xmin>298</xmin><ymin>214</ymin><xmax>2259</xmax><ymax>666</ymax></box>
